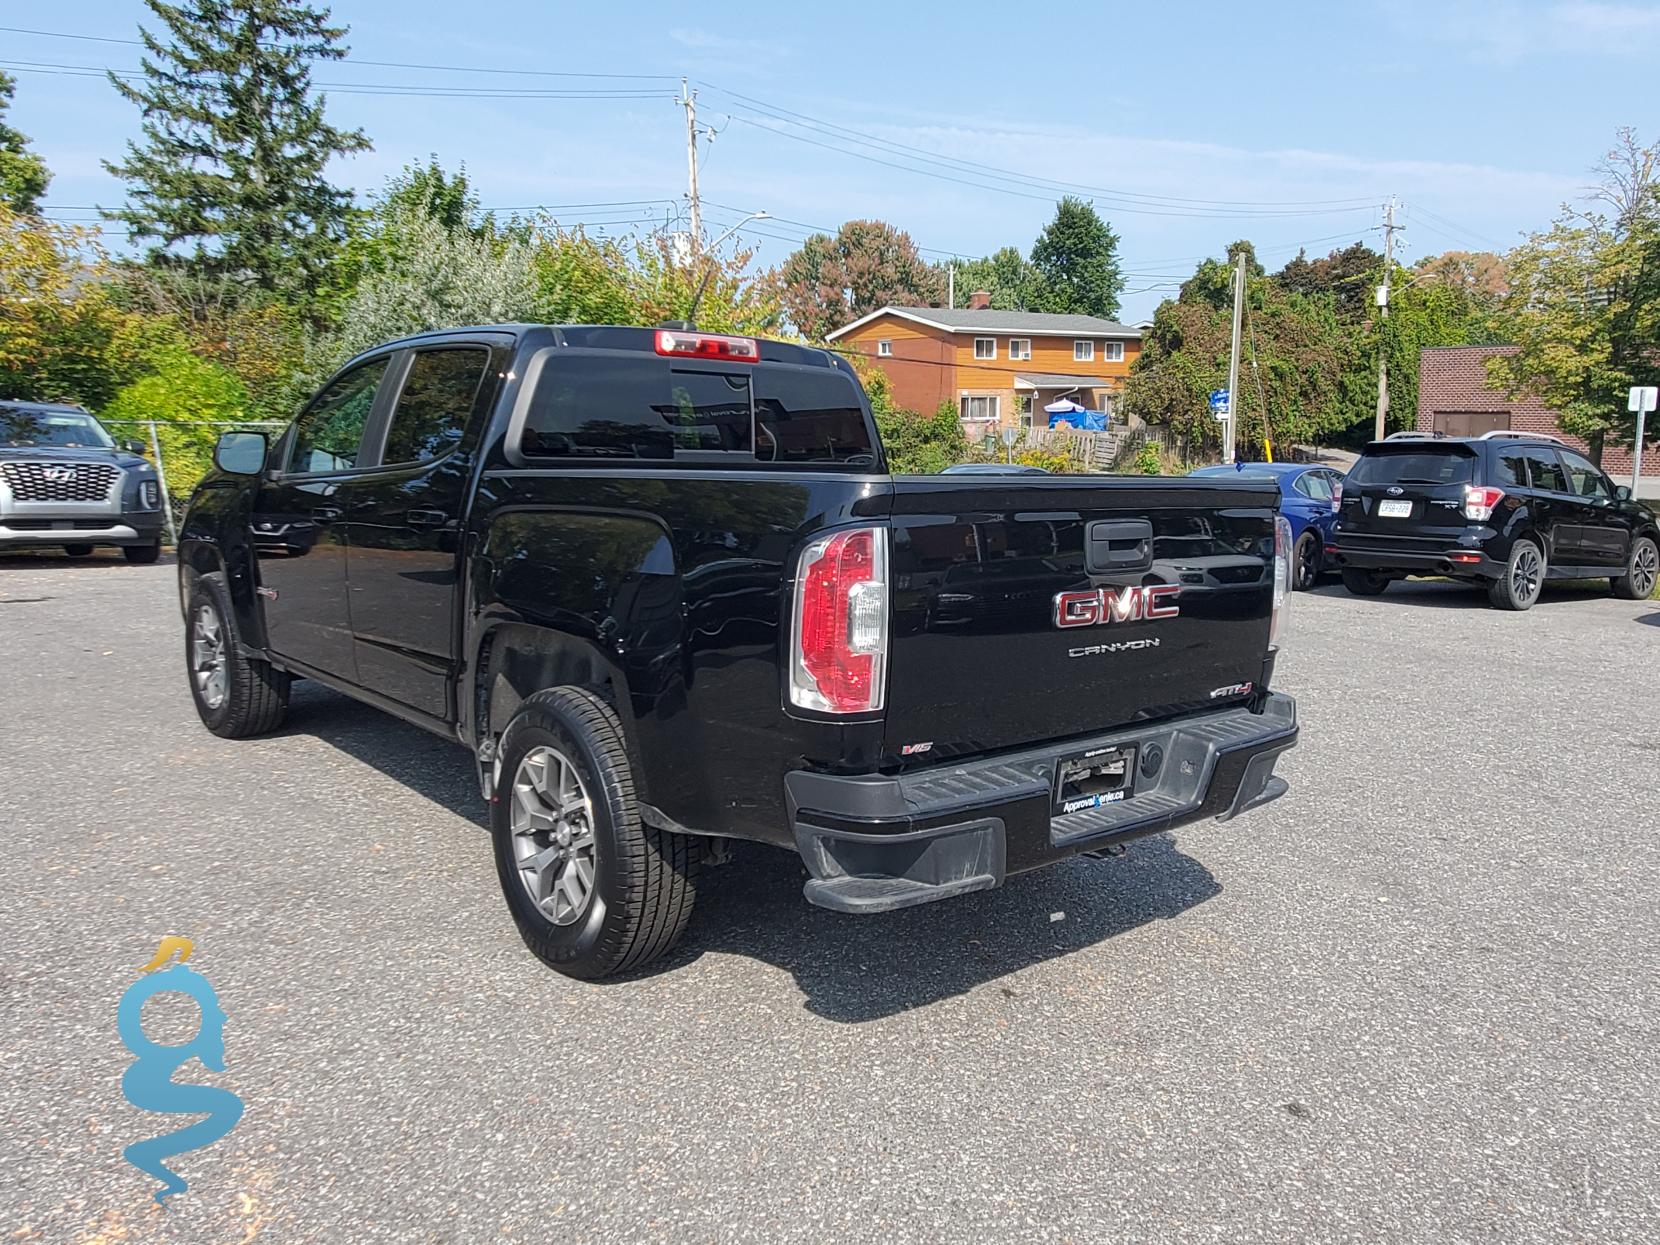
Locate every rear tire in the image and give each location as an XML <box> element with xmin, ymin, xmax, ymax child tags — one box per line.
<box><xmin>62</xmin><ymin>544</ymin><xmax>94</xmax><ymax>557</ymax></box>
<box><xmin>1340</xmin><ymin>567</ymin><xmax>1390</xmax><ymax>596</ymax></box>
<box><xmin>1488</xmin><ymin>538</ymin><xmax>1545</xmax><ymax>611</ymax></box>
<box><xmin>123</xmin><ymin>540</ymin><xmax>162</xmax><ymax>565</ymax></box>
<box><xmin>185</xmin><ymin>574</ymin><xmax>290</xmax><ymax>737</ymax></box>
<box><xmin>1612</xmin><ymin>535</ymin><xmax>1657</xmax><ymax>600</ymax></box>
<box><xmin>1293</xmin><ymin>531</ymin><xmax>1321</xmax><ymax>591</ymax></box>
<box><xmin>491</xmin><ymin>687</ymin><xmax>700</xmax><ymax>980</ymax></box>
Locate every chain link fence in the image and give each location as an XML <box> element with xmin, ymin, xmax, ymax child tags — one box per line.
<box><xmin>101</xmin><ymin>418</ymin><xmax>286</xmax><ymax>545</ymax></box>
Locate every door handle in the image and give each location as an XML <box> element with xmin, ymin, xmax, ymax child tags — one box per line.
<box><xmin>311</xmin><ymin>505</ymin><xmax>344</xmax><ymax>524</ymax></box>
<box><xmin>406</xmin><ymin>509</ymin><xmax>448</xmax><ymax>528</ymax></box>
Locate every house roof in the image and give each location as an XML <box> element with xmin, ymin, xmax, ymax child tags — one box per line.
<box><xmin>1013</xmin><ymin>372</ymin><xmax>1118</xmax><ymax>390</ymax></box>
<box><xmin>826</xmin><ymin>305</ymin><xmax>1143</xmax><ymax>341</ymax></box>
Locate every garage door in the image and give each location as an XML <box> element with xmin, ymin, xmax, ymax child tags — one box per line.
<box><xmin>1431</xmin><ymin>411</ymin><xmax>1511</xmax><ymax>437</ymax></box>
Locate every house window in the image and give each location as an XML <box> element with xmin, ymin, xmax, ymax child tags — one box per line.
<box><xmin>1101</xmin><ymin>341</ymin><xmax>1124</xmax><ymax>363</ymax></box>
<box><xmin>877</xmin><ymin>339</ymin><xmax>892</xmax><ymax>357</ymax></box>
<box><xmin>1074</xmin><ymin>340</ymin><xmax>1094</xmax><ymax>362</ymax></box>
<box><xmin>960</xmin><ymin>394</ymin><xmax>999</xmax><ymax>422</ymax></box>
<box><xmin>1008</xmin><ymin>338</ymin><xmax>1032</xmax><ymax>361</ymax></box>
<box><xmin>973</xmin><ymin>337</ymin><xmax>996</xmax><ymax>360</ymax></box>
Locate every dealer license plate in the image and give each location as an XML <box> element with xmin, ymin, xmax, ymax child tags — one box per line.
<box><xmin>1377</xmin><ymin>499</ymin><xmax>1413</xmax><ymax>518</ymax></box>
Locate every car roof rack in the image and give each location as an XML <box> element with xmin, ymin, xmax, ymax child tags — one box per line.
<box><xmin>1382</xmin><ymin>431</ymin><xmax>1440</xmax><ymax>440</ymax></box>
<box><xmin>1478</xmin><ymin>429</ymin><xmax>1567</xmax><ymax>445</ymax></box>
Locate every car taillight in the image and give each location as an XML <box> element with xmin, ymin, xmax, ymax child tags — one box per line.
<box><xmin>1270</xmin><ymin>514</ymin><xmax>1292</xmax><ymax>651</ymax></box>
<box><xmin>1464</xmin><ymin>485</ymin><xmax>1505</xmax><ymax>522</ymax></box>
<box><xmin>789</xmin><ymin>526</ymin><xmax>888</xmax><ymax>714</ymax></box>
<box><xmin>1330</xmin><ymin>480</ymin><xmax>1342</xmax><ymax>513</ymax></box>
<box><xmin>654</xmin><ymin>329</ymin><xmax>760</xmax><ymax>362</ymax></box>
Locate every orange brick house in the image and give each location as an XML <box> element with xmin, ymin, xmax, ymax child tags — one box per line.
<box><xmin>826</xmin><ymin>293</ymin><xmax>1143</xmax><ymax>437</ymax></box>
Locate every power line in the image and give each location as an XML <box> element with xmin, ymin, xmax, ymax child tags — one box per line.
<box><xmin>696</xmin><ymin>81</ymin><xmax>1380</xmax><ymax>214</ymax></box>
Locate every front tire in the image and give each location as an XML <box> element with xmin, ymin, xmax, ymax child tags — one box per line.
<box><xmin>1294</xmin><ymin>531</ymin><xmax>1321</xmax><ymax>591</ymax></box>
<box><xmin>491</xmin><ymin>688</ymin><xmax>699</xmax><ymax>980</ymax></box>
<box><xmin>185</xmin><ymin>574</ymin><xmax>291</xmax><ymax>737</ymax></box>
<box><xmin>1612</xmin><ymin>535</ymin><xmax>1658</xmax><ymax>600</ymax></box>
<box><xmin>1488</xmin><ymin>538</ymin><xmax>1545</xmax><ymax>611</ymax></box>
<box><xmin>1341</xmin><ymin>567</ymin><xmax>1390</xmax><ymax>596</ymax></box>
<box><xmin>123</xmin><ymin>540</ymin><xmax>162</xmax><ymax>565</ymax></box>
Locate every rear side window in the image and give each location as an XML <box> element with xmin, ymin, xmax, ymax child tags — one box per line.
<box><xmin>1348</xmin><ymin>449</ymin><xmax>1476</xmax><ymax>486</ymax></box>
<box><xmin>521</xmin><ymin>354</ymin><xmax>871</xmax><ymax>467</ymax></box>
<box><xmin>1524</xmin><ymin>448</ymin><xmax>1569</xmax><ymax>493</ymax></box>
<box><xmin>1293</xmin><ymin>472</ymin><xmax>1333</xmax><ymax>500</ymax></box>
<box><xmin>1493</xmin><ymin>450</ymin><xmax>1529</xmax><ymax>487</ymax></box>
<box><xmin>383</xmin><ymin>348</ymin><xmax>489</xmax><ymax>465</ymax></box>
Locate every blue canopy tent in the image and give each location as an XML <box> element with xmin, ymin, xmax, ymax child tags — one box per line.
<box><xmin>1045</xmin><ymin>399</ymin><xmax>1107</xmax><ymax>432</ymax></box>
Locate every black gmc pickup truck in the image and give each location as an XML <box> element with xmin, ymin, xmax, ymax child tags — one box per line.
<box><xmin>179</xmin><ymin>325</ymin><xmax>1298</xmax><ymax>978</ymax></box>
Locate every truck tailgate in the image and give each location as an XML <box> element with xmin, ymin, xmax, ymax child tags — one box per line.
<box><xmin>883</xmin><ymin>475</ymin><xmax>1279</xmax><ymax>763</ymax></box>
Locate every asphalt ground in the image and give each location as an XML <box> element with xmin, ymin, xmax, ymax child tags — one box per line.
<box><xmin>2</xmin><ymin>551</ymin><xmax>1658</xmax><ymax>1243</ymax></box>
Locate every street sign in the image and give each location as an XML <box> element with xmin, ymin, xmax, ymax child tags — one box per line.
<box><xmin>1627</xmin><ymin>386</ymin><xmax>1657</xmax><ymax>413</ymax></box>
<box><xmin>1208</xmin><ymin>388</ymin><xmax>1230</xmax><ymax>417</ymax></box>
<box><xmin>1000</xmin><ymin>426</ymin><xmax>1020</xmax><ymax>447</ymax></box>
<box><xmin>1630</xmin><ymin>388</ymin><xmax>1656</xmax><ymax>494</ymax></box>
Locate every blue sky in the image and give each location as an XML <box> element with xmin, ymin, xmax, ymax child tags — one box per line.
<box><xmin>6</xmin><ymin>0</ymin><xmax>1658</xmax><ymax>320</ymax></box>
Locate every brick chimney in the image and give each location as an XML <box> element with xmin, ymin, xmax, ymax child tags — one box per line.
<box><xmin>967</xmin><ymin>289</ymin><xmax>991</xmax><ymax>310</ymax></box>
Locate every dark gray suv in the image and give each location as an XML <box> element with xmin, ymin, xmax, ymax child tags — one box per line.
<box><xmin>1331</xmin><ymin>431</ymin><xmax>1658</xmax><ymax>610</ymax></box>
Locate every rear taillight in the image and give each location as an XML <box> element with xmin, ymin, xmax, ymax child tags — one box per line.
<box><xmin>654</xmin><ymin>329</ymin><xmax>760</xmax><ymax>362</ymax></box>
<box><xmin>1464</xmin><ymin>485</ymin><xmax>1505</xmax><ymax>522</ymax></box>
<box><xmin>789</xmin><ymin>526</ymin><xmax>888</xmax><ymax>714</ymax></box>
<box><xmin>1330</xmin><ymin>480</ymin><xmax>1342</xmax><ymax>513</ymax></box>
<box><xmin>1270</xmin><ymin>514</ymin><xmax>1292</xmax><ymax>651</ymax></box>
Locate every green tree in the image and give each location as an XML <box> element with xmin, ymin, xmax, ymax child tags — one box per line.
<box><xmin>0</xmin><ymin>70</ymin><xmax>51</xmax><ymax>214</ymax></box>
<box><xmin>1488</xmin><ymin>128</ymin><xmax>1660</xmax><ymax>464</ymax></box>
<box><xmin>104</xmin><ymin>0</ymin><xmax>371</xmax><ymax>300</ymax></box>
<box><xmin>943</xmin><ymin>246</ymin><xmax>1042</xmax><ymax>310</ymax></box>
<box><xmin>1028</xmin><ymin>197</ymin><xmax>1124</xmax><ymax>318</ymax></box>
<box><xmin>1273</xmin><ymin>241</ymin><xmax>1381</xmax><ymax>322</ymax></box>
<box><xmin>779</xmin><ymin>219</ymin><xmax>944</xmax><ymax>341</ymax></box>
<box><xmin>101</xmin><ymin>343</ymin><xmax>250</xmax><ymax>494</ymax></box>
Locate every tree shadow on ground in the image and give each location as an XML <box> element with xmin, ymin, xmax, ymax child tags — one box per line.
<box><xmin>0</xmin><ymin>549</ymin><xmax>176</xmax><ymax>573</ymax></box>
<box><xmin>284</xmin><ymin>681</ymin><xmax>1224</xmax><ymax>1022</ymax></box>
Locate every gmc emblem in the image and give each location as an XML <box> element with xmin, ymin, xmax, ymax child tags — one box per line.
<box><xmin>1054</xmin><ymin>584</ymin><xmax>1181</xmax><ymax>628</ymax></box>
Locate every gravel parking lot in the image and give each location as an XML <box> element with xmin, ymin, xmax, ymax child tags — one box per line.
<box><xmin>3</xmin><ymin>552</ymin><xmax>1658</xmax><ymax>1243</ymax></box>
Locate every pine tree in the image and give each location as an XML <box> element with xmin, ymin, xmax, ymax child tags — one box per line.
<box><xmin>104</xmin><ymin>0</ymin><xmax>371</xmax><ymax>299</ymax></box>
<box><xmin>1029</xmin><ymin>196</ymin><xmax>1125</xmax><ymax>319</ymax></box>
<box><xmin>0</xmin><ymin>70</ymin><xmax>52</xmax><ymax>214</ymax></box>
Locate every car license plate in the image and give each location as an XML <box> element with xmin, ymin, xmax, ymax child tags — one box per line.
<box><xmin>1378</xmin><ymin>499</ymin><xmax>1413</xmax><ymax>518</ymax></box>
<box><xmin>1054</xmin><ymin>745</ymin><xmax>1135</xmax><ymax>815</ymax></box>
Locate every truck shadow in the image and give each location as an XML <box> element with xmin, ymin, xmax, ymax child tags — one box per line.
<box><xmin>1307</xmin><ymin>580</ymin><xmax>1613</xmax><ymax>610</ymax></box>
<box><xmin>285</xmin><ymin>681</ymin><xmax>1223</xmax><ymax>1022</ymax></box>
<box><xmin>680</xmin><ymin>838</ymin><xmax>1221</xmax><ymax>1023</ymax></box>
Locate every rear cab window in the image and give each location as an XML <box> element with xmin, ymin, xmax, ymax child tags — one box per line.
<box><xmin>520</xmin><ymin>352</ymin><xmax>875</xmax><ymax>468</ymax></box>
<box><xmin>1348</xmin><ymin>447</ymin><xmax>1477</xmax><ymax>486</ymax></box>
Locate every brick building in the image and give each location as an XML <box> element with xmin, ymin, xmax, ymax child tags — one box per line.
<box><xmin>1417</xmin><ymin>345</ymin><xmax>1660</xmax><ymax>497</ymax></box>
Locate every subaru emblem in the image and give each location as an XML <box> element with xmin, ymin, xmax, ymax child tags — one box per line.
<box><xmin>1386</xmin><ymin>486</ymin><xmax>1404</xmax><ymax>495</ymax></box>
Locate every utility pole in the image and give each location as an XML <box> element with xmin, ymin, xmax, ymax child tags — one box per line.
<box><xmin>1223</xmin><ymin>249</ymin><xmax>1245</xmax><ymax>465</ymax></box>
<box><xmin>947</xmin><ymin>260</ymin><xmax>955</xmax><ymax>310</ymax></box>
<box><xmin>1374</xmin><ymin>196</ymin><xmax>1400</xmax><ymax>442</ymax></box>
<box><xmin>681</xmin><ymin>78</ymin><xmax>701</xmax><ymax>258</ymax></box>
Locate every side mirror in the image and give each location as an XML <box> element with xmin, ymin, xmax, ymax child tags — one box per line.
<box><xmin>214</xmin><ymin>430</ymin><xmax>268</xmax><ymax>476</ymax></box>
<box><xmin>1616</xmin><ymin>485</ymin><xmax>1632</xmax><ymax>502</ymax></box>
<box><xmin>122</xmin><ymin>438</ymin><xmax>148</xmax><ymax>455</ymax></box>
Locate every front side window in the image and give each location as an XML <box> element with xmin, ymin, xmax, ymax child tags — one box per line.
<box><xmin>1560</xmin><ymin>449</ymin><xmax>1613</xmax><ymax>500</ymax></box>
<box><xmin>1008</xmin><ymin>338</ymin><xmax>1032</xmax><ymax>361</ymax></box>
<box><xmin>1523</xmin><ymin>448</ymin><xmax>1569</xmax><ymax>494</ymax></box>
<box><xmin>1074</xmin><ymin>340</ymin><xmax>1094</xmax><ymax>362</ymax></box>
<box><xmin>877</xmin><ymin>339</ymin><xmax>892</xmax><ymax>357</ymax></box>
<box><xmin>382</xmin><ymin>348</ymin><xmax>489</xmax><ymax>465</ymax></box>
<box><xmin>289</xmin><ymin>358</ymin><xmax>388</xmax><ymax>473</ymax></box>
<box><xmin>973</xmin><ymin>337</ymin><xmax>995</xmax><ymax>360</ymax></box>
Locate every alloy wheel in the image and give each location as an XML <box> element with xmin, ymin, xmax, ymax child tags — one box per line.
<box><xmin>1634</xmin><ymin>541</ymin><xmax>1658</xmax><ymax>598</ymax></box>
<box><xmin>1295</xmin><ymin>534</ymin><xmax>1318</xmax><ymax>590</ymax></box>
<box><xmin>1512</xmin><ymin>546</ymin><xmax>1543</xmax><ymax>604</ymax></box>
<box><xmin>191</xmin><ymin>605</ymin><xmax>228</xmax><ymax>710</ymax></box>
<box><xmin>509</xmin><ymin>746</ymin><xmax>598</xmax><ymax>926</ymax></box>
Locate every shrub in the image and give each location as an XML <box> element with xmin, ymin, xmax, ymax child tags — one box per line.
<box><xmin>101</xmin><ymin>345</ymin><xmax>249</xmax><ymax>497</ymax></box>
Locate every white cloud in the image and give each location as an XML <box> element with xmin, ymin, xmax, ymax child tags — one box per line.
<box><xmin>668</xmin><ymin>28</ymin><xmax>793</xmax><ymax>59</ymax></box>
<box><xmin>1384</xmin><ymin>0</ymin><xmax>1660</xmax><ymax>62</ymax></box>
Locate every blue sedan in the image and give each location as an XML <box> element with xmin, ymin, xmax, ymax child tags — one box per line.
<box><xmin>1189</xmin><ymin>462</ymin><xmax>1344</xmax><ymax>590</ymax></box>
